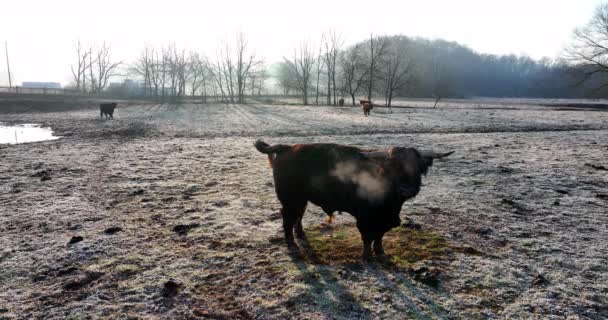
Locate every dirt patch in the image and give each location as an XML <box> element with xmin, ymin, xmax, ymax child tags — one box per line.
<box><xmin>303</xmin><ymin>224</ymin><xmax>475</xmax><ymax>267</ymax></box>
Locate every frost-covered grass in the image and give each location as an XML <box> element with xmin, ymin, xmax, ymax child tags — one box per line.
<box><xmin>0</xmin><ymin>100</ymin><xmax>607</xmax><ymax>319</ymax></box>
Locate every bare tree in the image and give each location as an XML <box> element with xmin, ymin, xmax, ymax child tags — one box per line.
<box><xmin>565</xmin><ymin>3</ymin><xmax>608</xmax><ymax>90</ymax></box>
<box><xmin>160</xmin><ymin>47</ymin><xmax>170</xmax><ymax>100</ymax></box>
<box><xmin>168</xmin><ymin>46</ymin><xmax>188</xmax><ymax>97</ymax></box>
<box><xmin>207</xmin><ymin>33</ymin><xmax>263</xmax><ymax>104</ymax></box>
<box><xmin>379</xmin><ymin>38</ymin><xmax>413</xmax><ymax>109</ymax></box>
<box><xmin>323</xmin><ymin>31</ymin><xmax>343</xmax><ymax>105</ymax></box>
<box><xmin>315</xmin><ymin>44</ymin><xmax>324</xmax><ymax>105</ymax></box>
<box><xmin>70</xmin><ymin>41</ymin><xmax>92</xmax><ymax>92</ymax></box>
<box><xmin>248</xmin><ymin>62</ymin><xmax>268</xmax><ymax>96</ymax></box>
<box><xmin>276</xmin><ymin>61</ymin><xmax>299</xmax><ymax>95</ymax></box>
<box><xmin>164</xmin><ymin>44</ymin><xmax>185</xmax><ymax>97</ymax></box>
<box><xmin>150</xmin><ymin>48</ymin><xmax>163</xmax><ymax>98</ymax></box>
<box><xmin>364</xmin><ymin>34</ymin><xmax>389</xmax><ymax>101</ymax></box>
<box><xmin>256</xmin><ymin>66</ymin><xmax>269</xmax><ymax>95</ymax></box>
<box><xmin>88</xmin><ymin>48</ymin><xmax>96</xmax><ymax>93</ymax></box>
<box><xmin>188</xmin><ymin>52</ymin><xmax>207</xmax><ymax>97</ymax></box>
<box><xmin>72</xmin><ymin>42</ymin><xmax>121</xmax><ymax>94</ymax></box>
<box><xmin>92</xmin><ymin>42</ymin><xmax>122</xmax><ymax>93</ymax></box>
<box><xmin>235</xmin><ymin>32</ymin><xmax>262</xmax><ymax>103</ymax></box>
<box><xmin>286</xmin><ymin>42</ymin><xmax>315</xmax><ymax>105</ymax></box>
<box><xmin>340</xmin><ymin>44</ymin><xmax>367</xmax><ymax>105</ymax></box>
<box><xmin>130</xmin><ymin>46</ymin><xmax>154</xmax><ymax>96</ymax></box>
<box><xmin>5</xmin><ymin>42</ymin><xmax>12</xmax><ymax>88</ymax></box>
<box><xmin>218</xmin><ymin>42</ymin><xmax>236</xmax><ymax>103</ymax></box>
<box><xmin>208</xmin><ymin>58</ymin><xmax>228</xmax><ymax>103</ymax></box>
<box><xmin>430</xmin><ymin>47</ymin><xmax>449</xmax><ymax>103</ymax></box>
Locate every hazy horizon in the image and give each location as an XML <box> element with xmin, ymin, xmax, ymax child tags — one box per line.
<box><xmin>0</xmin><ymin>0</ymin><xmax>603</xmax><ymax>86</ymax></box>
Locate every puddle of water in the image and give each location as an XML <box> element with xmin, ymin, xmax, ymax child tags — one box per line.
<box><xmin>0</xmin><ymin>123</ymin><xmax>62</xmax><ymax>144</ymax></box>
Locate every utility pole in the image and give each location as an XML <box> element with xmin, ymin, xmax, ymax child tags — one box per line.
<box><xmin>5</xmin><ymin>42</ymin><xmax>12</xmax><ymax>88</ymax></box>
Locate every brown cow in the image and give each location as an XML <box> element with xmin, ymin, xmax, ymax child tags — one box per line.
<box><xmin>360</xmin><ymin>99</ymin><xmax>373</xmax><ymax>116</ymax></box>
<box><xmin>254</xmin><ymin>140</ymin><xmax>454</xmax><ymax>260</ymax></box>
<box><xmin>362</xmin><ymin>103</ymin><xmax>373</xmax><ymax>116</ymax></box>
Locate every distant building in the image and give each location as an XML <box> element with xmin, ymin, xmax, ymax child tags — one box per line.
<box><xmin>22</xmin><ymin>82</ymin><xmax>62</xmax><ymax>89</ymax></box>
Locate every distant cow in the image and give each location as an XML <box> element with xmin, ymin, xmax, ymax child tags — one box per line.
<box><xmin>100</xmin><ymin>102</ymin><xmax>117</xmax><ymax>119</ymax></box>
<box><xmin>338</xmin><ymin>98</ymin><xmax>345</xmax><ymax>106</ymax></box>
<box><xmin>362</xmin><ymin>103</ymin><xmax>373</xmax><ymax>116</ymax></box>
<box><xmin>254</xmin><ymin>140</ymin><xmax>454</xmax><ymax>260</ymax></box>
<box><xmin>360</xmin><ymin>99</ymin><xmax>373</xmax><ymax>116</ymax></box>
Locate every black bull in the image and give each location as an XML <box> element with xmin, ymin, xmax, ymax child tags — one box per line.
<box><xmin>100</xmin><ymin>103</ymin><xmax>117</xmax><ymax>119</ymax></box>
<box><xmin>254</xmin><ymin>140</ymin><xmax>454</xmax><ymax>260</ymax></box>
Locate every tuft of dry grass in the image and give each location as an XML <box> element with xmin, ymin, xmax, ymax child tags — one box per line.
<box><xmin>303</xmin><ymin>223</ymin><xmax>472</xmax><ymax>267</ymax></box>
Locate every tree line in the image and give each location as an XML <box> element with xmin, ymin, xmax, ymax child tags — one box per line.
<box><xmin>70</xmin><ymin>4</ymin><xmax>608</xmax><ymax>104</ymax></box>
<box><xmin>277</xmin><ymin>33</ymin><xmax>606</xmax><ymax>106</ymax></box>
<box><xmin>70</xmin><ymin>33</ymin><xmax>267</xmax><ymax>103</ymax></box>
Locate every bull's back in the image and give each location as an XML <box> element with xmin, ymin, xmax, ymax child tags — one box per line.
<box><xmin>272</xmin><ymin>144</ymin><xmax>338</xmax><ymax>186</ymax></box>
<box><xmin>271</xmin><ymin>144</ymin><xmax>371</xmax><ymax>211</ymax></box>
<box><xmin>100</xmin><ymin>103</ymin><xmax>116</xmax><ymax>112</ymax></box>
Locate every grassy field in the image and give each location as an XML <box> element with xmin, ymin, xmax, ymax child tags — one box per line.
<box><xmin>1</xmin><ymin>100</ymin><xmax>607</xmax><ymax>319</ymax></box>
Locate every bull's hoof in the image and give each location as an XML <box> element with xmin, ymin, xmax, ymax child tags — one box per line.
<box><xmin>362</xmin><ymin>253</ymin><xmax>374</xmax><ymax>262</ymax></box>
<box><xmin>295</xmin><ymin>232</ymin><xmax>307</xmax><ymax>240</ymax></box>
<box><xmin>375</xmin><ymin>253</ymin><xmax>391</xmax><ymax>263</ymax></box>
<box><xmin>287</xmin><ymin>244</ymin><xmax>302</xmax><ymax>258</ymax></box>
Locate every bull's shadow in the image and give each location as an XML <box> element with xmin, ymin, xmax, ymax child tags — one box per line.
<box><xmin>286</xmin><ymin>223</ymin><xmax>455</xmax><ymax>319</ymax></box>
<box><xmin>288</xmin><ymin>242</ymin><xmax>372</xmax><ymax>319</ymax></box>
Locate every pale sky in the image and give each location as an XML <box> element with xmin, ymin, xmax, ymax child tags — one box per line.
<box><xmin>0</xmin><ymin>0</ymin><xmax>603</xmax><ymax>86</ymax></box>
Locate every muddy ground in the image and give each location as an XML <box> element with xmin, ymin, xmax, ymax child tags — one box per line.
<box><xmin>1</xmin><ymin>101</ymin><xmax>607</xmax><ymax>319</ymax></box>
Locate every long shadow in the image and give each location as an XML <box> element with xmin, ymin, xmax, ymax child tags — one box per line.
<box><xmin>371</xmin><ymin>260</ymin><xmax>453</xmax><ymax>319</ymax></box>
<box><xmin>288</xmin><ymin>239</ymin><xmax>455</xmax><ymax>319</ymax></box>
<box><xmin>288</xmin><ymin>240</ymin><xmax>372</xmax><ymax>319</ymax></box>
<box><xmin>287</xmin><ymin>235</ymin><xmax>456</xmax><ymax>319</ymax></box>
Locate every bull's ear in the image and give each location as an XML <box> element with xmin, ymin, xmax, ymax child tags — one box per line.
<box><xmin>420</xmin><ymin>156</ymin><xmax>434</xmax><ymax>176</ymax></box>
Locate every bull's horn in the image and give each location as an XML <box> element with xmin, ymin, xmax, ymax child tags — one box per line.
<box><xmin>420</xmin><ymin>150</ymin><xmax>455</xmax><ymax>159</ymax></box>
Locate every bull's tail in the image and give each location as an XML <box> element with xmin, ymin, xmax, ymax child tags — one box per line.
<box><xmin>254</xmin><ymin>140</ymin><xmax>291</xmax><ymax>166</ymax></box>
<box><xmin>254</xmin><ymin>140</ymin><xmax>291</xmax><ymax>155</ymax></box>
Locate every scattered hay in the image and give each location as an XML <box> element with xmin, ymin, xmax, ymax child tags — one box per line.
<box><xmin>304</xmin><ymin>223</ymin><xmax>478</xmax><ymax>267</ymax></box>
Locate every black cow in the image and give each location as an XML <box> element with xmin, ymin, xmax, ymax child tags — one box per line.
<box><xmin>254</xmin><ymin>140</ymin><xmax>453</xmax><ymax>260</ymax></box>
<box><xmin>100</xmin><ymin>102</ymin><xmax>117</xmax><ymax>119</ymax></box>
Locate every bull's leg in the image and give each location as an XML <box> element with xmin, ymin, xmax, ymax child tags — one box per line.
<box><xmin>373</xmin><ymin>234</ymin><xmax>386</xmax><ymax>257</ymax></box>
<box><xmin>281</xmin><ymin>205</ymin><xmax>303</xmax><ymax>248</ymax></box>
<box><xmin>100</xmin><ymin>111</ymin><xmax>103</xmax><ymax>119</ymax></box>
<box><xmin>294</xmin><ymin>203</ymin><xmax>308</xmax><ymax>240</ymax></box>
<box><xmin>109</xmin><ymin>112</ymin><xmax>113</xmax><ymax>119</ymax></box>
<box><xmin>356</xmin><ymin>222</ymin><xmax>373</xmax><ymax>260</ymax></box>
<box><xmin>361</xmin><ymin>232</ymin><xmax>374</xmax><ymax>261</ymax></box>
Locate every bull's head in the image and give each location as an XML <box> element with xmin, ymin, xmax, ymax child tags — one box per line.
<box><xmin>363</xmin><ymin>147</ymin><xmax>454</xmax><ymax>176</ymax></box>
<box><xmin>387</xmin><ymin>147</ymin><xmax>454</xmax><ymax>199</ymax></box>
<box><xmin>388</xmin><ymin>147</ymin><xmax>431</xmax><ymax>176</ymax></box>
